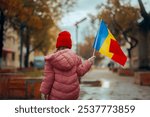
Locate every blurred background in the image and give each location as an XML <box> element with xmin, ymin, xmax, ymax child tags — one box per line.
<box><xmin>0</xmin><ymin>0</ymin><xmax>150</xmax><ymax>100</ymax></box>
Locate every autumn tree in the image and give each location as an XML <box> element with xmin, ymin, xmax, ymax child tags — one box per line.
<box><xmin>90</xmin><ymin>0</ymin><xmax>150</xmax><ymax>70</ymax></box>
<box><xmin>88</xmin><ymin>0</ymin><xmax>142</xmax><ymax>69</ymax></box>
<box><xmin>0</xmin><ymin>9</ymin><xmax>5</xmax><ymax>68</ymax></box>
<box><xmin>97</xmin><ymin>0</ymin><xmax>140</xmax><ymax>58</ymax></box>
<box><xmin>0</xmin><ymin>0</ymin><xmax>23</xmax><ymax>68</ymax></box>
<box><xmin>28</xmin><ymin>0</ymin><xmax>76</xmax><ymax>65</ymax></box>
<box><xmin>0</xmin><ymin>0</ymin><xmax>76</xmax><ymax>68</ymax></box>
<box><xmin>0</xmin><ymin>0</ymin><xmax>45</xmax><ymax>68</ymax></box>
<box><xmin>31</xmin><ymin>0</ymin><xmax>76</xmax><ymax>56</ymax></box>
<box><xmin>18</xmin><ymin>0</ymin><xmax>53</xmax><ymax>68</ymax></box>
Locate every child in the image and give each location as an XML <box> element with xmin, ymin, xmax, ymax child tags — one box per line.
<box><xmin>40</xmin><ymin>31</ymin><xmax>95</xmax><ymax>100</ymax></box>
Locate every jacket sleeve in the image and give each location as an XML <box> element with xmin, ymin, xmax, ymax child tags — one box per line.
<box><xmin>76</xmin><ymin>56</ymin><xmax>92</xmax><ymax>77</ymax></box>
<box><xmin>40</xmin><ymin>60</ymin><xmax>55</xmax><ymax>95</ymax></box>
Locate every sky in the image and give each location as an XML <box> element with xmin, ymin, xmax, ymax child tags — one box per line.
<box><xmin>58</xmin><ymin>0</ymin><xmax>150</xmax><ymax>51</ymax></box>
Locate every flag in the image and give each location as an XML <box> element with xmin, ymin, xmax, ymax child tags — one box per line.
<box><xmin>93</xmin><ymin>20</ymin><xmax>127</xmax><ymax>66</ymax></box>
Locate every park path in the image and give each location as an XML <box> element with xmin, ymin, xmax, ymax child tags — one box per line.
<box><xmin>79</xmin><ymin>68</ymin><xmax>150</xmax><ymax>100</ymax></box>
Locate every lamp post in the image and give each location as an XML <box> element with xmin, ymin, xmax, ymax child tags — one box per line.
<box><xmin>75</xmin><ymin>17</ymin><xmax>87</xmax><ymax>54</ymax></box>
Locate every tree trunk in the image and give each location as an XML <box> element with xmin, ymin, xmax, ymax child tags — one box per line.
<box><xmin>122</xmin><ymin>30</ymin><xmax>138</xmax><ymax>69</ymax></box>
<box><xmin>138</xmin><ymin>0</ymin><xmax>150</xmax><ymax>70</ymax></box>
<box><xmin>138</xmin><ymin>32</ymin><xmax>150</xmax><ymax>70</ymax></box>
<box><xmin>0</xmin><ymin>10</ymin><xmax>5</xmax><ymax>68</ymax></box>
<box><xmin>19</xmin><ymin>24</ymin><xmax>25</xmax><ymax>68</ymax></box>
<box><xmin>24</xmin><ymin>28</ymin><xmax>30</xmax><ymax>68</ymax></box>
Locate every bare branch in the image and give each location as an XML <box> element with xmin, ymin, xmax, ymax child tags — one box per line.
<box><xmin>138</xmin><ymin>0</ymin><xmax>148</xmax><ymax>18</ymax></box>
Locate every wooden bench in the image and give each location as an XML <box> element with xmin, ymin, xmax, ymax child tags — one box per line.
<box><xmin>118</xmin><ymin>68</ymin><xmax>134</xmax><ymax>76</ymax></box>
<box><xmin>134</xmin><ymin>71</ymin><xmax>150</xmax><ymax>86</ymax></box>
<box><xmin>0</xmin><ymin>78</ymin><xmax>9</xmax><ymax>99</ymax></box>
<box><xmin>0</xmin><ymin>75</ymin><xmax>42</xmax><ymax>99</ymax></box>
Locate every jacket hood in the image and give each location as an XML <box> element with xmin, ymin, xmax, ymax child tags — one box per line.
<box><xmin>45</xmin><ymin>49</ymin><xmax>75</xmax><ymax>71</ymax></box>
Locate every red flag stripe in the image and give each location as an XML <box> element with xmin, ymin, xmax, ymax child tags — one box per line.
<box><xmin>109</xmin><ymin>39</ymin><xmax>127</xmax><ymax>66</ymax></box>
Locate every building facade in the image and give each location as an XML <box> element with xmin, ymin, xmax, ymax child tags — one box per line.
<box><xmin>2</xmin><ymin>27</ymin><xmax>20</xmax><ymax>68</ymax></box>
<box><xmin>131</xmin><ymin>30</ymin><xmax>150</xmax><ymax>70</ymax></box>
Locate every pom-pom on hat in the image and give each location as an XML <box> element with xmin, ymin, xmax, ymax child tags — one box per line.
<box><xmin>56</xmin><ymin>31</ymin><xmax>72</xmax><ymax>49</ymax></box>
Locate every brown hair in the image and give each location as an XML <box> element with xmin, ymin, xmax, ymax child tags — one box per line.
<box><xmin>56</xmin><ymin>46</ymin><xmax>69</xmax><ymax>51</ymax></box>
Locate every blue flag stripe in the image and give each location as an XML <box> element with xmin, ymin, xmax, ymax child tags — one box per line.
<box><xmin>93</xmin><ymin>20</ymin><xmax>108</xmax><ymax>51</ymax></box>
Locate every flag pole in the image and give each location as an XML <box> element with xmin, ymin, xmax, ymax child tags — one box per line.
<box><xmin>93</xmin><ymin>49</ymin><xmax>96</xmax><ymax>56</ymax></box>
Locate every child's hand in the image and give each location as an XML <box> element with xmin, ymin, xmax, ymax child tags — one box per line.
<box><xmin>88</xmin><ymin>56</ymin><xmax>96</xmax><ymax>64</ymax></box>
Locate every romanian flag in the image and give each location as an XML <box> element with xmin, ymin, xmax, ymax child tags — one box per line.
<box><xmin>93</xmin><ymin>20</ymin><xmax>127</xmax><ymax>66</ymax></box>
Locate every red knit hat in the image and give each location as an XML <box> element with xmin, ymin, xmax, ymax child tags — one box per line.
<box><xmin>56</xmin><ymin>31</ymin><xmax>72</xmax><ymax>49</ymax></box>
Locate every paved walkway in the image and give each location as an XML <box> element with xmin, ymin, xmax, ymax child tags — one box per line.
<box><xmin>79</xmin><ymin>68</ymin><xmax>150</xmax><ymax>100</ymax></box>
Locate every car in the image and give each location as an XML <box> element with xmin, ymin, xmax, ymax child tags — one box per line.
<box><xmin>34</xmin><ymin>56</ymin><xmax>44</xmax><ymax>69</ymax></box>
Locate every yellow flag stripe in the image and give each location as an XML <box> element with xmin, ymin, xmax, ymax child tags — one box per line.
<box><xmin>99</xmin><ymin>30</ymin><xmax>116</xmax><ymax>58</ymax></box>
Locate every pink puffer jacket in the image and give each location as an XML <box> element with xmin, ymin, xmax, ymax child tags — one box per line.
<box><xmin>40</xmin><ymin>49</ymin><xmax>92</xmax><ymax>100</ymax></box>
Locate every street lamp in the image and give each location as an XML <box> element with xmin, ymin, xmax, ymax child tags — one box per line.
<box><xmin>74</xmin><ymin>17</ymin><xmax>87</xmax><ymax>54</ymax></box>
